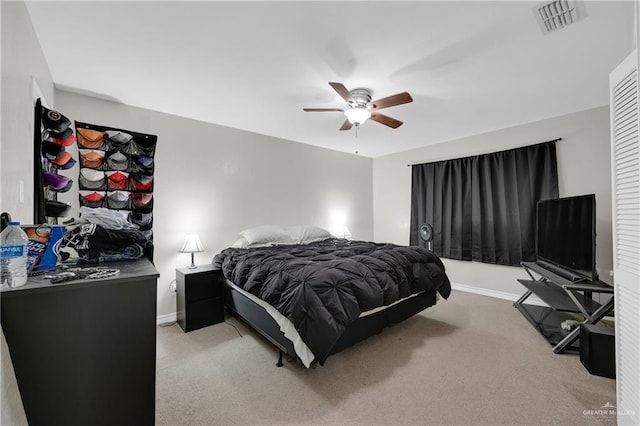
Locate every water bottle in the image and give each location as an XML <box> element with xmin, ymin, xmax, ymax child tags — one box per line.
<box><xmin>0</xmin><ymin>222</ymin><xmax>29</xmax><ymax>287</ymax></box>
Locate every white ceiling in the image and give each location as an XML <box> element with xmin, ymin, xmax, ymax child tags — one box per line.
<box><xmin>25</xmin><ymin>1</ymin><xmax>634</xmax><ymax>158</ymax></box>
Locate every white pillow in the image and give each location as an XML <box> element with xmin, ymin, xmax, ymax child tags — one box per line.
<box><xmin>230</xmin><ymin>238</ymin><xmax>274</xmax><ymax>249</ymax></box>
<box><xmin>231</xmin><ymin>238</ymin><xmax>249</xmax><ymax>248</ymax></box>
<box><xmin>239</xmin><ymin>225</ymin><xmax>293</xmax><ymax>245</ymax></box>
<box><xmin>286</xmin><ymin>225</ymin><xmax>332</xmax><ymax>244</ymax></box>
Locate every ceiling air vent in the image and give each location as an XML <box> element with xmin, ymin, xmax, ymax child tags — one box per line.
<box><xmin>533</xmin><ymin>0</ymin><xmax>586</xmax><ymax>35</ymax></box>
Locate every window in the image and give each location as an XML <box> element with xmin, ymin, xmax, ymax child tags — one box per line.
<box><xmin>410</xmin><ymin>140</ymin><xmax>559</xmax><ymax>266</ymax></box>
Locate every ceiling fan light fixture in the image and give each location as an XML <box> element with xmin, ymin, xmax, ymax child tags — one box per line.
<box><xmin>304</xmin><ymin>82</ymin><xmax>411</xmax><ymax>131</ymax></box>
<box><xmin>344</xmin><ymin>107</ymin><xmax>371</xmax><ymax>125</ymax></box>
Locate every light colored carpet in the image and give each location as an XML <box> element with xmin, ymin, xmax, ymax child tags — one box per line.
<box><xmin>155</xmin><ymin>291</ymin><xmax>616</xmax><ymax>425</ymax></box>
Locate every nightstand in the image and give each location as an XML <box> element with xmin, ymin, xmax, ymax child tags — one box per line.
<box><xmin>176</xmin><ymin>264</ymin><xmax>224</xmax><ymax>332</ymax></box>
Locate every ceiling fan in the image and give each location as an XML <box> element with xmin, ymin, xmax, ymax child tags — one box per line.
<box><xmin>303</xmin><ymin>82</ymin><xmax>413</xmax><ymax>131</ymax></box>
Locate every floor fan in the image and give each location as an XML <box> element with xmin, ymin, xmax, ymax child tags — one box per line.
<box><xmin>419</xmin><ymin>224</ymin><xmax>433</xmax><ymax>250</ymax></box>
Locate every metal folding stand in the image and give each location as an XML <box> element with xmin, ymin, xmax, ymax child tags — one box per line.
<box><xmin>514</xmin><ymin>261</ymin><xmax>615</xmax><ymax>354</ymax></box>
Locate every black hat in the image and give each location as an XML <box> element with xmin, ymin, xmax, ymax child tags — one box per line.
<box><xmin>41</xmin><ymin>106</ymin><xmax>71</xmax><ymax>133</ymax></box>
<box><xmin>41</xmin><ymin>141</ymin><xmax>66</xmax><ymax>160</ymax></box>
<box><xmin>45</xmin><ymin>200</ymin><xmax>71</xmax><ymax>217</ymax></box>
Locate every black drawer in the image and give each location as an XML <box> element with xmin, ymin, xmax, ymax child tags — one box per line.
<box><xmin>186</xmin><ymin>272</ymin><xmax>223</xmax><ymax>302</ymax></box>
<box><xmin>184</xmin><ymin>297</ymin><xmax>224</xmax><ymax>332</ymax></box>
<box><xmin>177</xmin><ymin>267</ymin><xmax>224</xmax><ymax>303</ymax></box>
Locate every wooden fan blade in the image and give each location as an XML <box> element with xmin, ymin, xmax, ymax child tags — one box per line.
<box><xmin>371</xmin><ymin>92</ymin><xmax>413</xmax><ymax>110</ymax></box>
<box><xmin>303</xmin><ymin>108</ymin><xmax>344</xmax><ymax>112</ymax></box>
<box><xmin>370</xmin><ymin>112</ymin><xmax>403</xmax><ymax>129</ymax></box>
<box><xmin>329</xmin><ymin>82</ymin><xmax>354</xmax><ymax>104</ymax></box>
<box><xmin>339</xmin><ymin>119</ymin><xmax>353</xmax><ymax>131</ymax></box>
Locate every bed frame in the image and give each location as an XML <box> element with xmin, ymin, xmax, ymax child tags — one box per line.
<box><xmin>220</xmin><ymin>269</ymin><xmax>438</xmax><ymax>367</ymax></box>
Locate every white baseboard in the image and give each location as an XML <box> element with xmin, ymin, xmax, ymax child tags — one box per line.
<box><xmin>451</xmin><ymin>282</ymin><xmax>547</xmax><ymax>306</ymax></box>
<box><xmin>156</xmin><ymin>312</ymin><xmax>177</xmax><ymax>325</ymax></box>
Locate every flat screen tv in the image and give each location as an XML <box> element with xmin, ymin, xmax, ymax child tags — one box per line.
<box><xmin>536</xmin><ymin>194</ymin><xmax>597</xmax><ymax>282</ymax></box>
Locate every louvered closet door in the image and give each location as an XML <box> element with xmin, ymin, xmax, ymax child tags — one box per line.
<box><xmin>610</xmin><ymin>50</ymin><xmax>640</xmax><ymax>426</ymax></box>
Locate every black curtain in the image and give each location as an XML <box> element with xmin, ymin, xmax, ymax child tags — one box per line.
<box><xmin>410</xmin><ymin>157</ymin><xmax>473</xmax><ymax>260</ymax></box>
<box><xmin>410</xmin><ymin>140</ymin><xmax>559</xmax><ymax>266</ymax></box>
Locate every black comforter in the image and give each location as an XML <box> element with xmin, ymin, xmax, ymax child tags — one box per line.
<box><xmin>213</xmin><ymin>238</ymin><xmax>451</xmax><ymax>364</ymax></box>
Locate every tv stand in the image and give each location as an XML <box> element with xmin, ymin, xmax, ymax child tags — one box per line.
<box><xmin>514</xmin><ymin>261</ymin><xmax>614</xmax><ymax>353</ymax></box>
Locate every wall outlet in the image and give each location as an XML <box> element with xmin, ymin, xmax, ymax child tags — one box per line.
<box><xmin>169</xmin><ymin>281</ymin><xmax>177</xmax><ymax>295</ymax></box>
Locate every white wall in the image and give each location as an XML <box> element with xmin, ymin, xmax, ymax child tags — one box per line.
<box><xmin>1</xmin><ymin>2</ymin><xmax>53</xmax><ymax>423</ymax></box>
<box><xmin>0</xmin><ymin>1</ymin><xmax>55</xmax><ymax>222</ymax></box>
<box><xmin>373</xmin><ymin>106</ymin><xmax>613</xmax><ymax>297</ymax></box>
<box><xmin>54</xmin><ymin>90</ymin><xmax>374</xmax><ymax>319</ymax></box>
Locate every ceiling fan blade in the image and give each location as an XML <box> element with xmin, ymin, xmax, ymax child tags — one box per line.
<box><xmin>303</xmin><ymin>108</ymin><xmax>344</xmax><ymax>112</ymax></box>
<box><xmin>370</xmin><ymin>112</ymin><xmax>403</xmax><ymax>129</ymax></box>
<box><xmin>370</xmin><ymin>92</ymin><xmax>413</xmax><ymax>110</ymax></box>
<box><xmin>329</xmin><ymin>82</ymin><xmax>354</xmax><ymax>104</ymax></box>
<box><xmin>339</xmin><ymin>119</ymin><xmax>353</xmax><ymax>131</ymax></box>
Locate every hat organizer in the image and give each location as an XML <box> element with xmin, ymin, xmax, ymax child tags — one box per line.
<box><xmin>34</xmin><ymin>99</ymin><xmax>76</xmax><ymax>223</ymax></box>
<box><xmin>75</xmin><ymin>121</ymin><xmax>157</xmax><ymax>241</ymax></box>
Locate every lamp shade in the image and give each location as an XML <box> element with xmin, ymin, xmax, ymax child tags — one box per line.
<box><xmin>337</xmin><ymin>225</ymin><xmax>352</xmax><ymax>239</ymax></box>
<box><xmin>180</xmin><ymin>233</ymin><xmax>204</xmax><ymax>253</ymax></box>
<box><xmin>344</xmin><ymin>107</ymin><xmax>371</xmax><ymax>125</ymax></box>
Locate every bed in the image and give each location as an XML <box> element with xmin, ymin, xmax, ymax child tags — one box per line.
<box><xmin>212</xmin><ymin>226</ymin><xmax>451</xmax><ymax>367</ymax></box>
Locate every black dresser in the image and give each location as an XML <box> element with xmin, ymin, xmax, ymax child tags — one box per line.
<box><xmin>0</xmin><ymin>258</ymin><xmax>158</xmax><ymax>426</ymax></box>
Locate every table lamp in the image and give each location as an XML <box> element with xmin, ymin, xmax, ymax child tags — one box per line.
<box><xmin>337</xmin><ymin>225</ymin><xmax>352</xmax><ymax>240</ymax></box>
<box><xmin>180</xmin><ymin>233</ymin><xmax>203</xmax><ymax>269</ymax></box>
